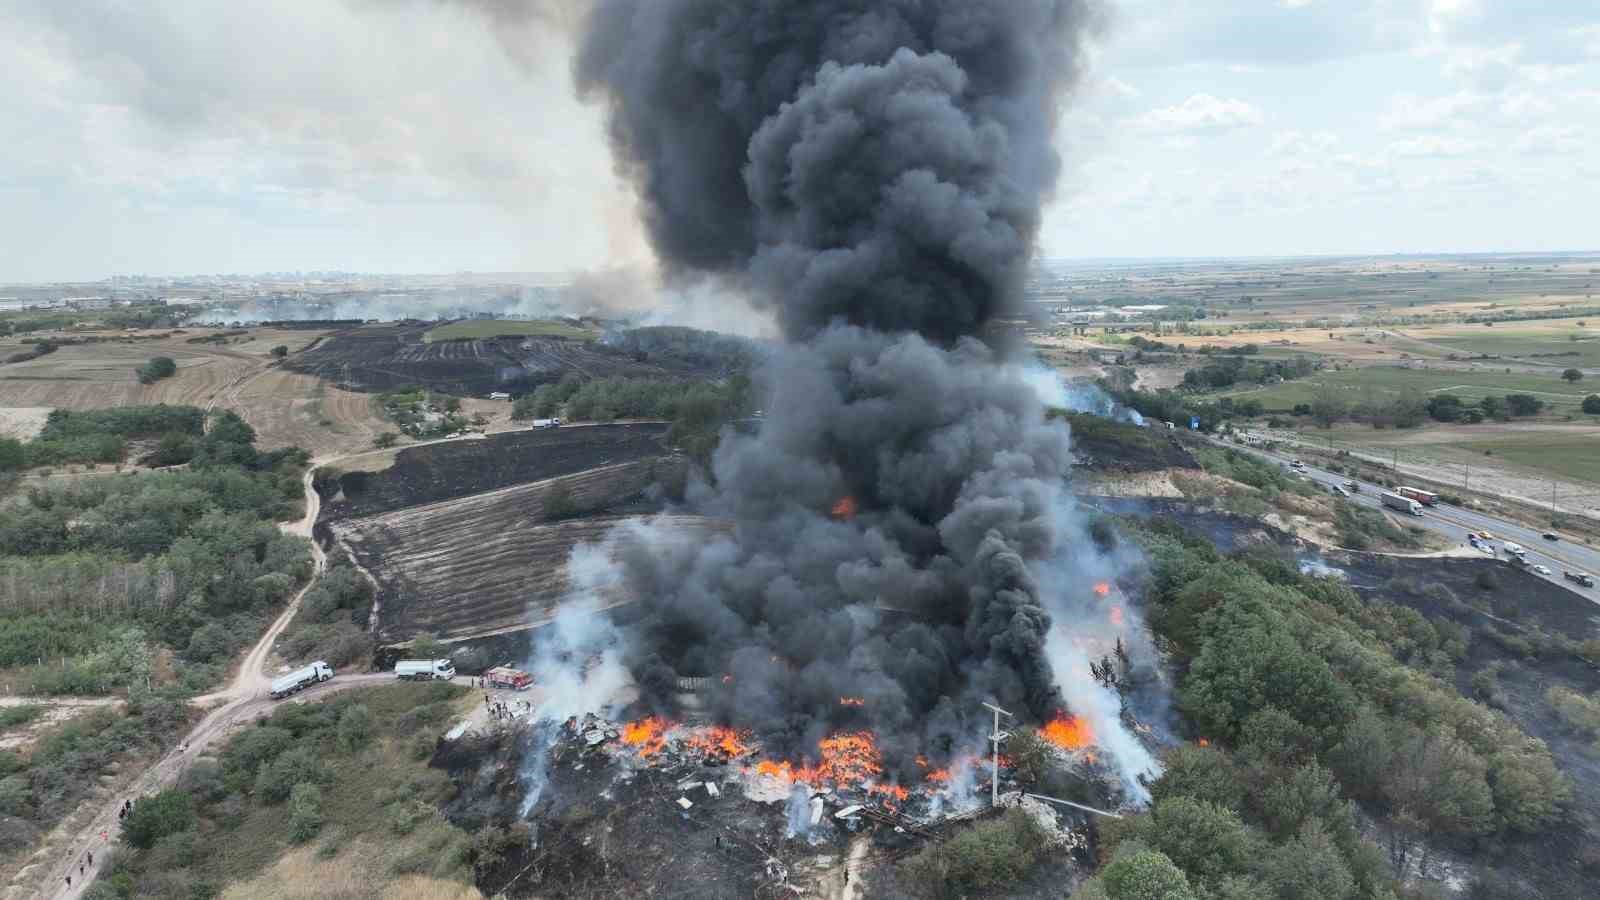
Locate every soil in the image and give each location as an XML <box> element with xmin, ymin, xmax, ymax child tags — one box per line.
<box><xmin>282</xmin><ymin>323</ymin><xmax>724</xmax><ymax>397</ymax></box>
<box><xmin>319</xmin><ymin>423</ymin><xmax>674</xmax><ymax>520</ymax></box>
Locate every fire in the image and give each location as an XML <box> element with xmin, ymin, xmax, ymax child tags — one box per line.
<box><xmin>838</xmin><ymin>696</ymin><xmax>866</xmax><ymax>707</ymax></box>
<box><xmin>1039</xmin><ymin>713</ymin><xmax>1096</xmax><ymax>751</ymax></box>
<box><xmin>1093</xmin><ymin>581</ymin><xmax>1111</xmax><ymax>597</ymax></box>
<box><xmin>620</xmin><ymin>717</ymin><xmax>672</xmax><ymax>757</ymax></box>
<box><xmin>925</xmin><ymin>767</ymin><xmax>951</xmax><ymax>784</ymax></box>
<box><xmin>1197</xmin><ymin>737</ymin><xmax>1210</xmax><ymax>748</ymax></box>
<box><xmin>914</xmin><ymin>754</ymin><xmax>929</xmax><ymax>768</ymax></box>
<box><xmin>1109</xmin><ymin>605</ymin><xmax>1124</xmax><ymax>627</ymax></box>
<box><xmin>685</xmin><ymin>725</ymin><xmax>752</xmax><ymax>760</ymax></box>
<box><xmin>831</xmin><ymin>495</ymin><xmax>858</xmax><ymax>520</ymax></box>
<box><xmin>870</xmin><ymin>783</ymin><xmax>909</xmax><ymax>803</ymax></box>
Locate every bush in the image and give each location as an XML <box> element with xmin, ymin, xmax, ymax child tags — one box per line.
<box><xmin>337</xmin><ymin>704</ymin><xmax>373</xmax><ymax>752</ymax></box>
<box><xmin>1100</xmin><ymin>850</ymin><xmax>1197</xmax><ymax>900</ymax></box>
<box><xmin>373</xmin><ymin>431</ymin><xmax>399</xmax><ymax>449</ymax></box>
<box><xmin>135</xmin><ymin>357</ymin><xmax>178</xmax><ymax>385</ymax></box>
<box><xmin>122</xmin><ymin>790</ymin><xmax>196</xmax><ymax>850</ymax></box>
<box><xmin>901</xmin><ymin>808</ymin><xmax>1049</xmax><ymax>899</ymax></box>
<box><xmin>288</xmin><ymin>782</ymin><xmax>324</xmax><ymax>843</ymax></box>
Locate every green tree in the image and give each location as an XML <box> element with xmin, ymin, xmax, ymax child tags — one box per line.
<box><xmin>1149</xmin><ymin>745</ymin><xmax>1245</xmax><ymax>812</ymax></box>
<box><xmin>288</xmin><ymin>782</ymin><xmax>324</xmax><ymax>843</ymax></box>
<box><xmin>1100</xmin><ymin>850</ymin><xmax>1196</xmax><ymax>900</ymax></box>
<box><xmin>0</xmin><ymin>438</ymin><xmax>23</xmax><ymax>472</ymax></box>
<box><xmin>1504</xmin><ymin>393</ymin><xmax>1544</xmax><ymax>417</ymax></box>
<box><xmin>1561</xmin><ymin>368</ymin><xmax>1583</xmax><ymax>383</ymax></box>
<box><xmin>122</xmin><ymin>789</ymin><xmax>196</xmax><ymax>849</ymax></box>
<box><xmin>1583</xmin><ymin>394</ymin><xmax>1600</xmax><ymax>415</ymax></box>
<box><xmin>410</xmin><ymin>632</ymin><xmax>443</xmax><ymax>659</ymax></box>
<box><xmin>1262</xmin><ymin>822</ymin><xmax>1356</xmax><ymax>900</ymax></box>
<box><xmin>373</xmin><ymin>431</ymin><xmax>399</xmax><ymax>449</ymax></box>
<box><xmin>541</xmin><ymin>481</ymin><xmax>578</xmax><ymax>520</ymax></box>
<box><xmin>1309</xmin><ymin>383</ymin><xmax>1347</xmax><ymax>428</ymax></box>
<box><xmin>337</xmin><ymin>703</ymin><xmax>373</xmax><ymax>752</ymax></box>
<box><xmin>1136</xmin><ymin>796</ymin><xmax>1259</xmax><ymax>888</ymax></box>
<box><xmin>271</xmin><ymin>345</ymin><xmax>289</xmax><ymax>358</ymax></box>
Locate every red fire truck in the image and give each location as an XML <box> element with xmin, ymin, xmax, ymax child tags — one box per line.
<box><xmin>485</xmin><ymin>666</ymin><xmax>533</xmax><ymax>690</ymax></box>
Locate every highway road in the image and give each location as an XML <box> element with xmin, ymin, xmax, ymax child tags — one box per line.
<box><xmin>1221</xmin><ymin>439</ymin><xmax>1600</xmax><ymax>600</ymax></box>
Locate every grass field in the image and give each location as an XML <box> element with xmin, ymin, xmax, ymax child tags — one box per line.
<box><xmin>422</xmin><ymin>319</ymin><xmax>596</xmax><ymax>342</ymax></box>
<box><xmin>1410</xmin><ymin>320</ymin><xmax>1600</xmax><ymax>367</ymax></box>
<box><xmin>1287</xmin><ymin>422</ymin><xmax>1600</xmax><ymax>495</ymax></box>
<box><xmin>1225</xmin><ymin>366</ymin><xmax>1595</xmax><ymax>413</ymax></box>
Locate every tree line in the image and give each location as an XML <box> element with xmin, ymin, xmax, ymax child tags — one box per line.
<box><xmin>1068</xmin><ymin>520</ymin><xmax>1571</xmax><ymax>900</ymax></box>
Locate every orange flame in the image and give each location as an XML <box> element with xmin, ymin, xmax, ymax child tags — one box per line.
<box><xmin>1093</xmin><ymin>581</ymin><xmax>1111</xmax><ymax>597</ymax></box>
<box><xmin>685</xmin><ymin>725</ymin><xmax>752</xmax><ymax>760</ymax></box>
<box><xmin>1039</xmin><ymin>714</ymin><xmax>1096</xmax><ymax>751</ymax></box>
<box><xmin>831</xmin><ymin>495</ymin><xmax>858</xmax><ymax>520</ymax></box>
<box><xmin>925</xmin><ymin>767</ymin><xmax>952</xmax><ymax>783</ymax></box>
<box><xmin>838</xmin><ymin>696</ymin><xmax>866</xmax><ymax>707</ymax></box>
<box><xmin>1197</xmin><ymin>737</ymin><xmax>1210</xmax><ymax>748</ymax></box>
<box><xmin>620</xmin><ymin>717</ymin><xmax>672</xmax><ymax>757</ymax></box>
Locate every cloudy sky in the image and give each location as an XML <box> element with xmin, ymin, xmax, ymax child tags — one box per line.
<box><xmin>2</xmin><ymin>1</ymin><xmax>1596</xmax><ymax>282</ymax></box>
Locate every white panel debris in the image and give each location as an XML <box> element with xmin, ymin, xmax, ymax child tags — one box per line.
<box><xmin>676</xmin><ymin>797</ymin><xmax>694</xmax><ymax>810</ymax></box>
<box><xmin>834</xmin><ymin>805</ymin><xmax>864</xmax><ymax>819</ymax></box>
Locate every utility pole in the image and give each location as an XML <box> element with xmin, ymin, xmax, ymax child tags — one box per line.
<box><xmin>982</xmin><ymin>702</ymin><xmax>1012</xmax><ymax>808</ymax></box>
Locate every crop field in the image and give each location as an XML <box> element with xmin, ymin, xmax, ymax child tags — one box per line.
<box><xmin>423</xmin><ymin>318</ymin><xmax>597</xmax><ymax>342</ymax></box>
<box><xmin>331</xmin><ymin>463</ymin><xmax>720</xmax><ymax>642</ymax></box>
<box><xmin>1225</xmin><ymin>365</ymin><xmax>1595</xmax><ymax>414</ymax></box>
<box><xmin>230</xmin><ymin>368</ymin><xmax>389</xmax><ymax>458</ymax></box>
<box><xmin>320</xmin><ymin>423</ymin><xmax>672</xmax><ymax>519</ymax></box>
<box><xmin>1400</xmin><ymin>318</ymin><xmax>1600</xmax><ymax>367</ymax></box>
<box><xmin>284</xmin><ymin>323</ymin><xmax>714</xmax><ymax>397</ymax></box>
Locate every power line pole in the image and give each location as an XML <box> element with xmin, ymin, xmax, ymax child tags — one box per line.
<box><xmin>982</xmin><ymin>702</ymin><xmax>1012</xmax><ymax>808</ymax></box>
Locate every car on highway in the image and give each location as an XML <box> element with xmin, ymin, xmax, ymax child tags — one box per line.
<box><xmin>1334</xmin><ymin>485</ymin><xmax>1350</xmax><ymax>497</ymax></box>
<box><xmin>1341</xmin><ymin>480</ymin><xmax>1358</xmax><ymax>492</ymax></box>
<box><xmin>1531</xmin><ymin>564</ymin><xmax>1553</xmax><ymax>576</ymax></box>
<box><xmin>1477</xmin><ymin>530</ymin><xmax>1495</xmax><ymax>541</ymax></box>
<box><xmin>1542</xmin><ymin>532</ymin><xmax>1559</xmax><ymax>542</ymax></box>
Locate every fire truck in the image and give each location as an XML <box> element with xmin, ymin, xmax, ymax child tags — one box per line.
<box><xmin>1395</xmin><ymin>486</ymin><xmax>1439</xmax><ymax>507</ymax></box>
<box><xmin>485</xmin><ymin>666</ymin><xmax>533</xmax><ymax>690</ymax></box>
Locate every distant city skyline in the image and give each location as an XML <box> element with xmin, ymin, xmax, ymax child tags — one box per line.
<box><xmin>3</xmin><ymin>1</ymin><xmax>1597</xmax><ymax>282</ymax></box>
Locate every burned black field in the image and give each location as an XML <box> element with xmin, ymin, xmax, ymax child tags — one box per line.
<box><xmin>285</xmin><ymin>322</ymin><xmax>727</xmax><ymax>396</ymax></box>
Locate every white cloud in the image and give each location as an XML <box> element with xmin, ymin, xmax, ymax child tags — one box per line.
<box><xmin>1441</xmin><ymin>42</ymin><xmax>1521</xmax><ymax>89</ymax></box>
<box><xmin>1267</xmin><ymin>130</ymin><xmax>1339</xmax><ymax>157</ymax></box>
<box><xmin>1378</xmin><ymin>91</ymin><xmax>1486</xmax><ymax>130</ymax></box>
<box><xmin>1386</xmin><ymin>135</ymin><xmax>1481</xmax><ymax>158</ymax></box>
<box><xmin>1511</xmin><ymin>125</ymin><xmax>1585</xmax><ymax>155</ymax></box>
<box><xmin>1134</xmin><ymin>93</ymin><xmax>1264</xmax><ymax>134</ymax></box>
<box><xmin>1575</xmin><ymin>24</ymin><xmax>1600</xmax><ymax>59</ymax></box>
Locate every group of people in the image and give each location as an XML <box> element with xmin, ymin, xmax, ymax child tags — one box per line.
<box><xmin>63</xmin><ymin>848</ymin><xmax>95</xmax><ymax>890</ymax></box>
<box><xmin>484</xmin><ymin>694</ymin><xmax>529</xmax><ymax>722</ymax></box>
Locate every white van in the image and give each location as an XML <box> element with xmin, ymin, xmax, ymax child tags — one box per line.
<box><xmin>394</xmin><ymin>659</ymin><xmax>456</xmax><ymax>681</ymax></box>
<box><xmin>1501</xmin><ymin>542</ymin><xmax>1527</xmax><ymax>559</ymax></box>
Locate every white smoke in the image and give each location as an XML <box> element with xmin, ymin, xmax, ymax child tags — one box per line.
<box><xmin>783</xmin><ymin>782</ymin><xmax>816</xmax><ymax>840</ymax></box>
<box><xmin>517</xmin><ymin>537</ymin><xmax>634</xmax><ymax>815</ymax></box>
<box><xmin>1016</xmin><ymin>361</ymin><xmax>1145</xmax><ymax>425</ymax></box>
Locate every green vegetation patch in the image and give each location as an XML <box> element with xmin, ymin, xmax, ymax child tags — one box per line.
<box><xmin>1224</xmin><ymin>367</ymin><xmax>1592</xmax><ymax>415</ymax></box>
<box><xmin>513</xmin><ymin>372</ymin><xmax>753</xmax><ymax>462</ymax></box>
<box><xmin>423</xmin><ymin>319</ymin><xmax>596</xmax><ymax>342</ymax></box>
<box><xmin>94</xmin><ymin>683</ymin><xmax>474</xmax><ymax>898</ymax></box>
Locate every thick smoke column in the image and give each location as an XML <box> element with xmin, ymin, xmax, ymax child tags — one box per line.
<box><xmin>566</xmin><ymin>1</ymin><xmax>1156</xmax><ymax>795</ymax></box>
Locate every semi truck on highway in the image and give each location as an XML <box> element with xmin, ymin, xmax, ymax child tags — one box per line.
<box><xmin>271</xmin><ymin>661</ymin><xmax>333</xmax><ymax>699</ymax></box>
<box><xmin>395</xmin><ymin>659</ymin><xmax>456</xmax><ymax>681</ymax></box>
<box><xmin>1565</xmin><ymin>570</ymin><xmax>1595</xmax><ymax>588</ymax></box>
<box><xmin>1395</xmin><ymin>486</ymin><xmax>1439</xmax><ymax>507</ymax></box>
<box><xmin>1380</xmin><ymin>491</ymin><xmax>1424</xmax><ymax>516</ymax></box>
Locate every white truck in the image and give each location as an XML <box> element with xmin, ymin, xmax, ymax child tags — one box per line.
<box><xmin>394</xmin><ymin>659</ymin><xmax>456</xmax><ymax>681</ymax></box>
<box><xmin>1502</xmin><ymin>542</ymin><xmax>1527</xmax><ymax>559</ymax></box>
<box><xmin>271</xmin><ymin>661</ymin><xmax>333</xmax><ymax>699</ymax></box>
<box><xmin>1380</xmin><ymin>491</ymin><xmax>1423</xmax><ymax>516</ymax></box>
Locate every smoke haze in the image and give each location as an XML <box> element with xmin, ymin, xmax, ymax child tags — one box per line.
<box><xmin>544</xmin><ymin>0</ymin><xmax>1159</xmax><ymax>797</ymax></box>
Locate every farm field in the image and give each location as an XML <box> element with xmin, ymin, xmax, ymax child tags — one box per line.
<box><xmin>0</xmin><ymin>326</ymin><xmax>322</xmax><ymax>410</ymax></box>
<box><xmin>319</xmin><ymin>422</ymin><xmax>672</xmax><ymax>519</ymax></box>
<box><xmin>229</xmin><ymin>368</ymin><xmax>390</xmax><ymax>457</ymax></box>
<box><xmin>422</xmin><ymin>318</ymin><xmax>597</xmax><ymax>342</ymax></box>
<box><xmin>1224</xmin><ymin>365</ymin><xmax>1595</xmax><ymax>414</ymax></box>
<box><xmin>1399</xmin><ymin>318</ymin><xmax>1600</xmax><ymax>367</ymax></box>
<box><xmin>284</xmin><ymin>322</ymin><xmax>715</xmax><ymax>397</ymax></box>
<box><xmin>331</xmin><ymin>465</ymin><xmax>717</xmax><ymax>643</ymax></box>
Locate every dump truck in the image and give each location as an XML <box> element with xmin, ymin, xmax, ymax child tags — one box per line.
<box><xmin>1380</xmin><ymin>491</ymin><xmax>1423</xmax><ymax>516</ymax></box>
<box><xmin>271</xmin><ymin>661</ymin><xmax>333</xmax><ymax>699</ymax></box>
<box><xmin>394</xmin><ymin>659</ymin><xmax>456</xmax><ymax>681</ymax></box>
<box><xmin>1564</xmin><ymin>570</ymin><xmax>1595</xmax><ymax>588</ymax></box>
<box><xmin>485</xmin><ymin>666</ymin><xmax>533</xmax><ymax>690</ymax></box>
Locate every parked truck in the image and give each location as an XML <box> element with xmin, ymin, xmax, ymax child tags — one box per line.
<box><xmin>1564</xmin><ymin>570</ymin><xmax>1595</xmax><ymax>588</ymax></box>
<box><xmin>1380</xmin><ymin>491</ymin><xmax>1424</xmax><ymax>516</ymax></box>
<box><xmin>394</xmin><ymin>659</ymin><xmax>456</xmax><ymax>681</ymax></box>
<box><xmin>271</xmin><ymin>661</ymin><xmax>333</xmax><ymax>699</ymax></box>
<box><xmin>485</xmin><ymin>666</ymin><xmax>533</xmax><ymax>690</ymax></box>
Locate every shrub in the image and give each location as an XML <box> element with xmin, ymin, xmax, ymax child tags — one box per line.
<box><xmin>121</xmin><ymin>790</ymin><xmax>195</xmax><ymax>849</ymax></box>
<box><xmin>134</xmin><ymin>357</ymin><xmax>178</xmax><ymax>385</ymax></box>
<box><xmin>288</xmin><ymin>782</ymin><xmax>324</xmax><ymax>843</ymax></box>
<box><xmin>901</xmin><ymin>808</ymin><xmax>1049</xmax><ymax>899</ymax></box>
<box><xmin>1100</xmin><ymin>850</ymin><xmax>1197</xmax><ymax>900</ymax></box>
<box><xmin>337</xmin><ymin>704</ymin><xmax>373</xmax><ymax>752</ymax></box>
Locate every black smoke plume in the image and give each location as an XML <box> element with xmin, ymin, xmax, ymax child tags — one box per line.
<box><xmin>558</xmin><ymin>0</ymin><xmax>1155</xmax><ymax>793</ymax></box>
